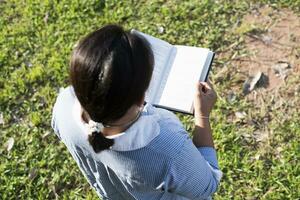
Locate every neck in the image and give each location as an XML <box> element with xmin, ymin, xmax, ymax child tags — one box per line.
<box><xmin>82</xmin><ymin>105</ymin><xmax>142</xmax><ymax>136</ymax></box>
<box><xmin>102</xmin><ymin>105</ymin><xmax>142</xmax><ymax>135</ymax></box>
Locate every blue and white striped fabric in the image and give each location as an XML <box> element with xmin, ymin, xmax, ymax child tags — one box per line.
<box><xmin>51</xmin><ymin>86</ymin><xmax>222</xmax><ymax>200</ymax></box>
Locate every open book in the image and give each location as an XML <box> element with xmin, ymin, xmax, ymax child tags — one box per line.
<box><xmin>132</xmin><ymin>30</ymin><xmax>215</xmax><ymax>115</ymax></box>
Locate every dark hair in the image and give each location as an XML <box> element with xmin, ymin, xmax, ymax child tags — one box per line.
<box><xmin>70</xmin><ymin>25</ymin><xmax>154</xmax><ymax>153</ymax></box>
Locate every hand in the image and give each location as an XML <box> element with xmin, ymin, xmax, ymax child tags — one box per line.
<box><xmin>193</xmin><ymin>80</ymin><xmax>217</xmax><ymax>119</ymax></box>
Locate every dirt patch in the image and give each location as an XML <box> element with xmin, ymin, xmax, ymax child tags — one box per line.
<box><xmin>233</xmin><ymin>6</ymin><xmax>300</xmax><ymax>92</ymax></box>
<box><xmin>215</xmin><ymin>6</ymin><xmax>300</xmax><ymax>146</ymax></box>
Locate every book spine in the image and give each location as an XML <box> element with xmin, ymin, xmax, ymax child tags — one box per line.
<box><xmin>152</xmin><ymin>103</ymin><xmax>194</xmax><ymax>115</ymax></box>
<box><xmin>204</xmin><ymin>52</ymin><xmax>215</xmax><ymax>81</ymax></box>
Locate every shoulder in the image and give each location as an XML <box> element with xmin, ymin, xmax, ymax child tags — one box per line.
<box><xmin>52</xmin><ymin>86</ymin><xmax>75</xmax><ymax>130</ymax></box>
<box><xmin>144</xmin><ymin>104</ymin><xmax>190</xmax><ymax>156</ymax></box>
<box><xmin>53</xmin><ymin>86</ymin><xmax>76</xmax><ymax>109</ymax></box>
<box><xmin>144</xmin><ymin>105</ymin><xmax>190</xmax><ymax>159</ymax></box>
<box><xmin>51</xmin><ymin>86</ymin><xmax>91</xmax><ymax>148</ymax></box>
<box><xmin>52</xmin><ymin>86</ymin><xmax>77</xmax><ymax>123</ymax></box>
<box><xmin>146</xmin><ymin>104</ymin><xmax>186</xmax><ymax>132</ymax></box>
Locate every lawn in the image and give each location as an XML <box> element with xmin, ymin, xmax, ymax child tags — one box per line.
<box><xmin>0</xmin><ymin>0</ymin><xmax>299</xmax><ymax>199</ymax></box>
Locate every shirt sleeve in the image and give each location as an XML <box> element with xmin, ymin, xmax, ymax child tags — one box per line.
<box><xmin>164</xmin><ymin>137</ymin><xmax>222</xmax><ymax>199</ymax></box>
<box><xmin>51</xmin><ymin>87</ymin><xmax>68</xmax><ymax>141</ymax></box>
<box><xmin>51</xmin><ymin>98</ymin><xmax>61</xmax><ymax>140</ymax></box>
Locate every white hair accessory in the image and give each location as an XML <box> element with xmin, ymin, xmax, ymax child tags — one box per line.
<box><xmin>88</xmin><ymin>120</ymin><xmax>104</xmax><ymax>133</ymax></box>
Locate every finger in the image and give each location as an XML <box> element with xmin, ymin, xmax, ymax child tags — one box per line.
<box><xmin>204</xmin><ymin>81</ymin><xmax>216</xmax><ymax>96</ymax></box>
<box><xmin>199</xmin><ymin>82</ymin><xmax>212</xmax><ymax>94</ymax></box>
<box><xmin>196</xmin><ymin>82</ymin><xmax>204</xmax><ymax>93</ymax></box>
<box><xmin>196</xmin><ymin>82</ymin><xmax>209</xmax><ymax>96</ymax></box>
<box><xmin>200</xmin><ymin>82</ymin><xmax>211</xmax><ymax>92</ymax></box>
<box><xmin>200</xmin><ymin>81</ymin><xmax>211</xmax><ymax>88</ymax></box>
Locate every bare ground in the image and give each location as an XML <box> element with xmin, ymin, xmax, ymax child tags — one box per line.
<box><xmin>215</xmin><ymin>5</ymin><xmax>300</xmax><ymax>147</ymax></box>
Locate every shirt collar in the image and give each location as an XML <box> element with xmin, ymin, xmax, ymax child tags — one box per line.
<box><xmin>73</xmin><ymin>99</ymin><xmax>162</xmax><ymax>151</ymax></box>
<box><xmin>109</xmin><ymin>104</ymin><xmax>161</xmax><ymax>151</ymax></box>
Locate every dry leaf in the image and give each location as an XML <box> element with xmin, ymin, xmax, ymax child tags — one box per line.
<box><xmin>253</xmin><ymin>131</ymin><xmax>269</xmax><ymax>143</ymax></box>
<box><xmin>254</xmin><ymin>154</ymin><xmax>260</xmax><ymax>160</ymax></box>
<box><xmin>44</xmin><ymin>12</ymin><xmax>49</xmax><ymax>24</ymax></box>
<box><xmin>249</xmin><ymin>71</ymin><xmax>262</xmax><ymax>91</ymax></box>
<box><xmin>227</xmin><ymin>91</ymin><xmax>236</xmax><ymax>103</ymax></box>
<box><xmin>25</xmin><ymin>61</ymin><xmax>33</xmax><ymax>67</ymax></box>
<box><xmin>28</xmin><ymin>168</ymin><xmax>38</xmax><ymax>180</ymax></box>
<box><xmin>235</xmin><ymin>111</ymin><xmax>247</xmax><ymax>119</ymax></box>
<box><xmin>0</xmin><ymin>113</ymin><xmax>4</xmax><ymax>125</ymax></box>
<box><xmin>42</xmin><ymin>131</ymin><xmax>51</xmax><ymax>139</ymax></box>
<box><xmin>272</xmin><ymin>62</ymin><xmax>291</xmax><ymax>79</ymax></box>
<box><xmin>157</xmin><ymin>26</ymin><xmax>164</xmax><ymax>34</ymax></box>
<box><xmin>5</xmin><ymin>137</ymin><xmax>14</xmax><ymax>151</ymax></box>
<box><xmin>243</xmin><ymin>72</ymin><xmax>268</xmax><ymax>94</ymax></box>
<box><xmin>262</xmin><ymin>35</ymin><xmax>272</xmax><ymax>45</ymax></box>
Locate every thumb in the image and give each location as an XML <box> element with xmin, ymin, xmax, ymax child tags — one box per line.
<box><xmin>199</xmin><ymin>82</ymin><xmax>211</xmax><ymax>94</ymax></box>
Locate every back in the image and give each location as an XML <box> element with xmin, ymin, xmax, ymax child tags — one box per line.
<box><xmin>51</xmin><ymin>86</ymin><xmax>222</xmax><ymax>200</ymax></box>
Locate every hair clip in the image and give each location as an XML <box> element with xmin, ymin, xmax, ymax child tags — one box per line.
<box><xmin>88</xmin><ymin>120</ymin><xmax>104</xmax><ymax>133</ymax></box>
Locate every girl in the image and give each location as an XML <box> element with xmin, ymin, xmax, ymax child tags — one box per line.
<box><xmin>51</xmin><ymin>24</ymin><xmax>222</xmax><ymax>200</ymax></box>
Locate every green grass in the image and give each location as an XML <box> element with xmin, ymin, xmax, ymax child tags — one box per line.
<box><xmin>1</xmin><ymin>0</ymin><xmax>299</xmax><ymax>199</ymax></box>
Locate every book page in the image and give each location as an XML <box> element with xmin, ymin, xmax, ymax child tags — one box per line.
<box><xmin>153</xmin><ymin>47</ymin><xmax>177</xmax><ymax>104</ymax></box>
<box><xmin>158</xmin><ymin>46</ymin><xmax>210</xmax><ymax>112</ymax></box>
<box><xmin>131</xmin><ymin>30</ymin><xmax>173</xmax><ymax>103</ymax></box>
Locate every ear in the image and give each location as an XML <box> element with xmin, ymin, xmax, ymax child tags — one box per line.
<box><xmin>81</xmin><ymin>108</ymin><xmax>91</xmax><ymax>123</ymax></box>
<box><xmin>136</xmin><ymin>93</ymin><xmax>145</xmax><ymax>107</ymax></box>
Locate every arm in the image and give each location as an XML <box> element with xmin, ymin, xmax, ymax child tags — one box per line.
<box><xmin>193</xmin><ymin>119</ymin><xmax>214</xmax><ymax>147</ymax></box>
<box><xmin>165</xmin><ymin>136</ymin><xmax>222</xmax><ymax>199</ymax></box>
<box><xmin>193</xmin><ymin>81</ymin><xmax>217</xmax><ymax>148</ymax></box>
<box><xmin>164</xmin><ymin>81</ymin><xmax>221</xmax><ymax>198</ymax></box>
<box><xmin>162</xmin><ymin>81</ymin><xmax>221</xmax><ymax>199</ymax></box>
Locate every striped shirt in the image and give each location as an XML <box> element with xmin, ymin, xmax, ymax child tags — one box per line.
<box><xmin>51</xmin><ymin>86</ymin><xmax>222</xmax><ymax>200</ymax></box>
